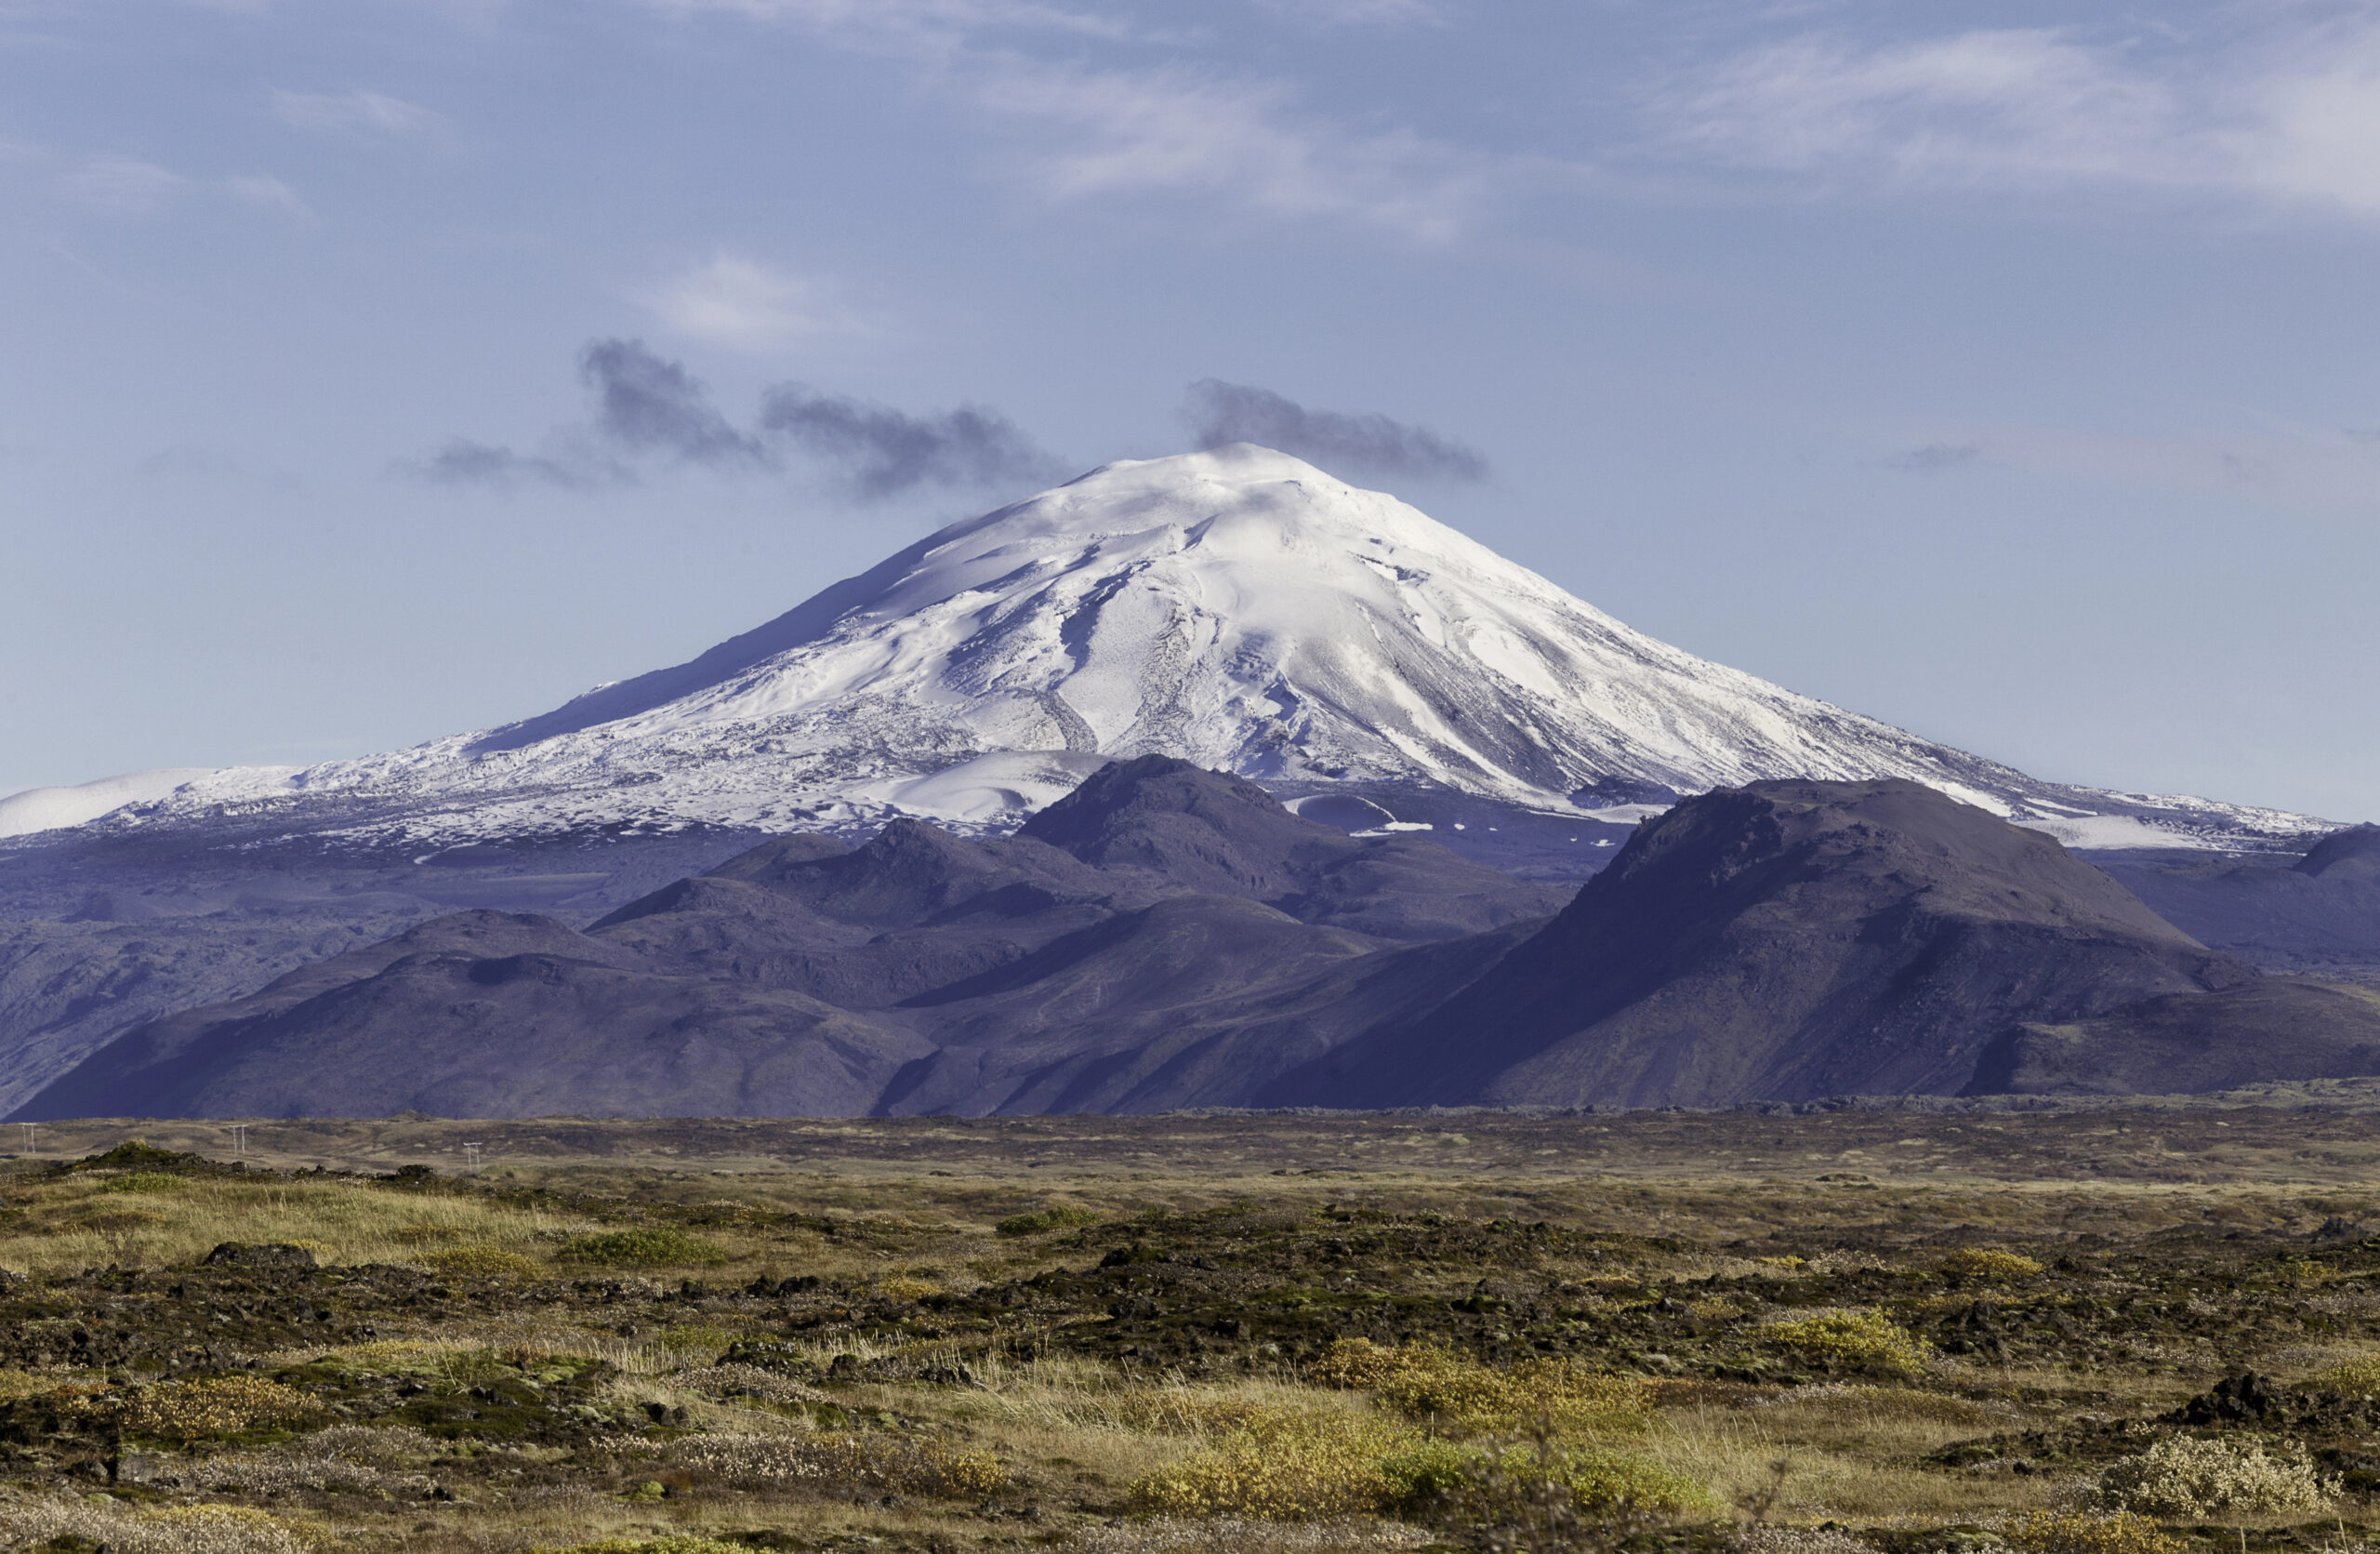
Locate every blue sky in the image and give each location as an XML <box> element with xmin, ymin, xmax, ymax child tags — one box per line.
<box><xmin>3</xmin><ymin>0</ymin><xmax>2377</xmax><ymax>820</ymax></box>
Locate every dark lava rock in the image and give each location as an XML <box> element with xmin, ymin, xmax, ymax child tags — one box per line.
<box><xmin>203</xmin><ymin>1242</ymin><xmax>318</xmax><ymax>1272</ymax></box>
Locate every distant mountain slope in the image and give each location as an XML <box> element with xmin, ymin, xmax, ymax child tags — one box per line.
<box><xmin>13</xmin><ymin>760</ymin><xmax>1562</xmax><ymax>1120</ymax></box>
<box><xmin>2094</xmin><ymin>825</ymin><xmax>2380</xmax><ymax>983</ymax></box>
<box><xmin>27</xmin><ymin>445</ymin><xmax>2330</xmax><ymax>854</ymax></box>
<box><xmin>1263</xmin><ymin>779</ymin><xmax>2274</xmax><ymax>1109</ymax></box>
<box><xmin>20</xmin><ymin>764</ymin><xmax>2378</xmax><ymax>1122</ymax></box>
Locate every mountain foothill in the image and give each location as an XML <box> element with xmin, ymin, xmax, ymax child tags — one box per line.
<box><xmin>18</xmin><ymin>758</ymin><xmax>2380</xmax><ymax>1122</ymax></box>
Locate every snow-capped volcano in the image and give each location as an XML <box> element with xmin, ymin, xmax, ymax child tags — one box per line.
<box><xmin>9</xmin><ymin>445</ymin><xmax>2329</xmax><ymax>849</ymax></box>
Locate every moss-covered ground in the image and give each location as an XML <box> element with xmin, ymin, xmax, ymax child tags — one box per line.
<box><xmin>5</xmin><ymin>1097</ymin><xmax>2380</xmax><ymax>1552</ymax></box>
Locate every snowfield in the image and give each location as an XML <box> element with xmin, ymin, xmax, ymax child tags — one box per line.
<box><xmin>7</xmin><ymin>445</ymin><xmax>2334</xmax><ymax>850</ymax></box>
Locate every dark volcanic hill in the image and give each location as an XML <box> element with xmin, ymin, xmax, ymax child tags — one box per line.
<box><xmin>1263</xmin><ymin>779</ymin><xmax>2274</xmax><ymax>1109</ymax></box>
<box><xmin>19</xmin><ymin>768</ymin><xmax>2380</xmax><ymax>1121</ymax></box>
<box><xmin>14</xmin><ymin>760</ymin><xmax>1565</xmax><ymax>1120</ymax></box>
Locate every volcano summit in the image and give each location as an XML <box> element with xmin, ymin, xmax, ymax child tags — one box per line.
<box><xmin>4</xmin><ymin>444</ymin><xmax>2324</xmax><ymax>855</ymax></box>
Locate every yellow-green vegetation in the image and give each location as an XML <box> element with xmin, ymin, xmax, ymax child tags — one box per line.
<box><xmin>994</xmin><ymin>1202</ymin><xmax>1104</xmax><ymax>1236</ymax></box>
<box><xmin>2316</xmin><ymin>1353</ymin><xmax>2380</xmax><ymax>1394</ymax></box>
<box><xmin>1315</xmin><ymin>1337</ymin><xmax>1650</xmax><ymax>1434</ymax></box>
<box><xmin>1127</xmin><ymin>1406</ymin><xmax>1422</xmax><ymax>1519</ymax></box>
<box><xmin>2005</xmin><ymin>1510</ymin><xmax>2186</xmax><ymax>1554</ymax></box>
<box><xmin>0</xmin><ymin>1496</ymin><xmax>311</xmax><ymax>1554</ymax></box>
<box><xmin>1127</xmin><ymin>1405</ymin><xmax>1710</xmax><ymax>1522</ymax></box>
<box><xmin>8</xmin><ymin>1110</ymin><xmax>2380</xmax><ymax>1551</ymax></box>
<box><xmin>1941</xmin><ymin>1248</ymin><xmax>2046</xmax><ymax>1280</ymax></box>
<box><xmin>1762</xmin><ymin>1309</ymin><xmax>1932</xmax><ymax>1374</ymax></box>
<box><xmin>426</xmin><ymin>1242</ymin><xmax>548</xmax><ymax>1278</ymax></box>
<box><xmin>554</xmin><ymin>1228</ymin><xmax>726</xmax><ymax>1267</ymax></box>
<box><xmin>99</xmin><ymin>1171</ymin><xmax>188</xmax><ymax>1194</ymax></box>
<box><xmin>535</xmin><ymin>1541</ymin><xmax>754</xmax><ymax>1554</ymax></box>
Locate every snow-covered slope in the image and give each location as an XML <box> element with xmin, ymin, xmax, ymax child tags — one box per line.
<box><xmin>0</xmin><ymin>769</ymin><xmax>223</xmax><ymax>841</ymax></box>
<box><xmin>21</xmin><ymin>445</ymin><xmax>2332</xmax><ymax>849</ymax></box>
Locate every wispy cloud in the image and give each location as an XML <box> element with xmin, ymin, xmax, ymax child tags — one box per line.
<box><xmin>49</xmin><ymin>151</ymin><xmax>308</xmax><ymax>219</ymax></box>
<box><xmin>1659</xmin><ymin>16</ymin><xmax>2380</xmax><ymax>226</ymax></box>
<box><xmin>644</xmin><ymin>0</ymin><xmax>1135</xmax><ymax>40</ymax></box>
<box><xmin>637</xmin><ymin>253</ymin><xmax>841</xmax><ymax>352</ymax></box>
<box><xmin>1256</xmin><ymin>0</ymin><xmax>1443</xmax><ymax>25</ymax></box>
<box><xmin>1877</xmin><ymin>420</ymin><xmax>2380</xmax><ymax>516</ymax></box>
<box><xmin>415</xmin><ymin>439</ymin><xmax>630</xmax><ymax>491</ymax></box>
<box><xmin>272</xmin><ymin>89</ymin><xmax>447</xmax><ymax>139</ymax></box>
<box><xmin>1183</xmin><ymin>379</ymin><xmax>1487</xmax><ymax>482</ymax></box>
<box><xmin>639</xmin><ymin>0</ymin><xmax>1504</xmax><ymax>242</ymax></box>
<box><xmin>1889</xmin><ymin>443</ymin><xmax>1982</xmax><ymax>473</ymax></box>
<box><xmin>758</xmin><ymin>385</ymin><xmax>1064</xmax><ymax>497</ymax></box>
<box><xmin>62</xmin><ymin>155</ymin><xmax>187</xmax><ymax>215</ymax></box>
<box><xmin>413</xmin><ymin>338</ymin><xmax>1064</xmax><ymax>499</ymax></box>
<box><xmin>973</xmin><ymin>57</ymin><xmax>1488</xmax><ymax>241</ymax></box>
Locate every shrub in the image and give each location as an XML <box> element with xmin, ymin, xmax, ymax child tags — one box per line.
<box><xmin>99</xmin><ymin>1172</ymin><xmax>185</xmax><ymax>1194</ymax></box>
<box><xmin>2314</xmin><ymin>1354</ymin><xmax>2380</xmax><ymax>1395</ymax></box>
<box><xmin>879</xmin><ymin>1274</ymin><xmax>944</xmax><ymax>1302</ymax></box>
<box><xmin>426</xmin><ymin>1242</ymin><xmax>544</xmax><ymax>1278</ymax></box>
<box><xmin>1381</xmin><ymin>1439</ymin><xmax>1714</xmax><ymax>1519</ymax></box>
<box><xmin>1545</xmin><ymin>1447</ymin><xmax>1719</xmax><ymax>1513</ymax></box>
<box><xmin>1943</xmin><ymin>1249</ymin><xmax>2045</xmax><ymax>1280</ymax></box>
<box><xmin>1130</xmin><ymin>1409</ymin><xmax>1410</xmax><ymax>1521</ymax></box>
<box><xmin>2098</xmin><ymin>1436</ymin><xmax>2336</xmax><ymax>1517</ymax></box>
<box><xmin>2005</xmin><ymin>1511</ymin><xmax>2182</xmax><ymax>1554</ymax></box>
<box><xmin>996</xmin><ymin>1203</ymin><xmax>1104</xmax><ymax>1236</ymax></box>
<box><xmin>1312</xmin><ymin>1339</ymin><xmax>1650</xmax><ymax>1435</ymax></box>
<box><xmin>1130</xmin><ymin>1406</ymin><xmax>1713</xmax><ymax>1525</ymax></box>
<box><xmin>118</xmin><ymin>1375</ymin><xmax>321</xmax><ymax>1441</ymax></box>
<box><xmin>554</xmin><ymin>1228</ymin><xmax>724</xmax><ymax>1268</ymax></box>
<box><xmin>666</xmin><ymin>1431</ymin><xmax>1006</xmax><ymax>1497</ymax></box>
<box><xmin>0</xmin><ymin>1496</ymin><xmax>307</xmax><ymax>1554</ymax></box>
<box><xmin>533</xmin><ymin>1532</ymin><xmax>747</xmax><ymax>1542</ymax></box>
<box><xmin>535</xmin><ymin>1541</ymin><xmax>752</xmax><ymax>1554</ymax></box>
<box><xmin>1763</xmin><ymin>1311</ymin><xmax>1930</xmax><ymax>1374</ymax></box>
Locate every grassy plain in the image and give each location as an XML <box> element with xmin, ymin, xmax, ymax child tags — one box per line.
<box><xmin>5</xmin><ymin>1091</ymin><xmax>2380</xmax><ymax>1552</ymax></box>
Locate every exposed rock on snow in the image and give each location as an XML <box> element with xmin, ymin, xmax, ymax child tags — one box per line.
<box><xmin>9</xmin><ymin>445</ymin><xmax>2331</xmax><ymax>849</ymax></box>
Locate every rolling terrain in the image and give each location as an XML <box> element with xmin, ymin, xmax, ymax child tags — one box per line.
<box><xmin>22</xmin><ymin>764</ymin><xmax>2380</xmax><ymax>1121</ymax></box>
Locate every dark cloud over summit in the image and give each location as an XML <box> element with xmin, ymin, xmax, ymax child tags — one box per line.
<box><xmin>412</xmin><ymin>339</ymin><xmax>1062</xmax><ymax>500</ymax></box>
<box><xmin>581</xmin><ymin>339</ymin><xmax>765</xmax><ymax>466</ymax></box>
<box><xmin>759</xmin><ymin>386</ymin><xmax>1064</xmax><ymax>498</ymax></box>
<box><xmin>1183</xmin><ymin>379</ymin><xmax>1487</xmax><ymax>483</ymax></box>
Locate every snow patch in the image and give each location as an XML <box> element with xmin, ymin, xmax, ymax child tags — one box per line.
<box><xmin>0</xmin><ymin>768</ymin><xmax>218</xmax><ymax>839</ymax></box>
<box><xmin>2012</xmin><ymin>815</ymin><xmax>2233</xmax><ymax>852</ymax></box>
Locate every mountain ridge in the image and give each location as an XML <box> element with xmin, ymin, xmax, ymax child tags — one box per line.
<box><xmin>3</xmin><ymin>445</ymin><xmax>2335</xmax><ymax>856</ymax></box>
<box><xmin>22</xmin><ymin>763</ymin><xmax>2379</xmax><ymax>1122</ymax></box>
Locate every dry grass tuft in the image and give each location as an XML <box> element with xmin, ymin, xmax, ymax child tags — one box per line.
<box><xmin>0</xmin><ymin>1497</ymin><xmax>308</xmax><ymax>1554</ymax></box>
<box><xmin>664</xmin><ymin>1429</ymin><xmax>1007</xmax><ymax>1496</ymax></box>
<box><xmin>113</xmin><ymin>1374</ymin><xmax>322</xmax><ymax>1441</ymax></box>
